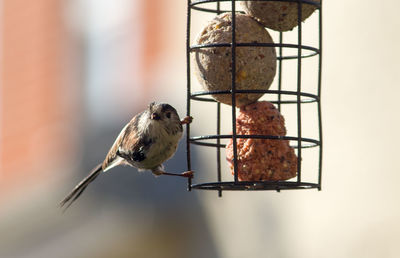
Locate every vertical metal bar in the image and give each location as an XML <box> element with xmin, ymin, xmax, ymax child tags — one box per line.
<box><xmin>216</xmin><ymin>1</ymin><xmax>222</xmax><ymax>197</ymax></box>
<box><xmin>277</xmin><ymin>32</ymin><xmax>283</xmax><ymax>112</ymax></box>
<box><xmin>317</xmin><ymin>1</ymin><xmax>323</xmax><ymax>190</ymax></box>
<box><xmin>186</xmin><ymin>0</ymin><xmax>192</xmax><ymax>191</ymax></box>
<box><xmin>216</xmin><ymin>102</ymin><xmax>222</xmax><ymax>197</ymax></box>
<box><xmin>296</xmin><ymin>0</ymin><xmax>303</xmax><ymax>183</ymax></box>
<box><xmin>230</xmin><ymin>0</ymin><xmax>239</xmax><ymax>183</ymax></box>
<box><xmin>216</xmin><ymin>1</ymin><xmax>221</xmax><ymax>15</ymax></box>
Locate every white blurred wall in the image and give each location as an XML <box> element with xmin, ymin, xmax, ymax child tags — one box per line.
<box><xmin>193</xmin><ymin>1</ymin><xmax>400</xmax><ymax>258</ymax></box>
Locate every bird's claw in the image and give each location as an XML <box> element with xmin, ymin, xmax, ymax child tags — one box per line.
<box><xmin>181</xmin><ymin>170</ymin><xmax>194</xmax><ymax>178</ymax></box>
<box><xmin>181</xmin><ymin>116</ymin><xmax>193</xmax><ymax>125</ymax></box>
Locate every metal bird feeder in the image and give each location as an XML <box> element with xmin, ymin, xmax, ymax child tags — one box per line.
<box><xmin>185</xmin><ymin>0</ymin><xmax>323</xmax><ymax>196</ymax></box>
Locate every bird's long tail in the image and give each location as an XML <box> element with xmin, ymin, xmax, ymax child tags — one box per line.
<box><xmin>60</xmin><ymin>163</ymin><xmax>103</xmax><ymax>211</ymax></box>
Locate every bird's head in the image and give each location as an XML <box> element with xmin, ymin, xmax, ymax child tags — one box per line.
<box><xmin>147</xmin><ymin>102</ymin><xmax>182</xmax><ymax>133</ymax></box>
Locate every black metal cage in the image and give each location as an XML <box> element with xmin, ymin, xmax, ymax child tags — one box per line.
<box><xmin>185</xmin><ymin>0</ymin><xmax>322</xmax><ymax>196</ymax></box>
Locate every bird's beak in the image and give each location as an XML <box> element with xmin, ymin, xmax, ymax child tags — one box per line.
<box><xmin>151</xmin><ymin>113</ymin><xmax>161</xmax><ymax>120</ymax></box>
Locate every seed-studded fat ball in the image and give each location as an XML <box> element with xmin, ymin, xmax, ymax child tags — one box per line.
<box><xmin>193</xmin><ymin>13</ymin><xmax>276</xmax><ymax>107</ymax></box>
<box><xmin>241</xmin><ymin>1</ymin><xmax>320</xmax><ymax>32</ymax></box>
<box><xmin>226</xmin><ymin>101</ymin><xmax>297</xmax><ymax>181</ymax></box>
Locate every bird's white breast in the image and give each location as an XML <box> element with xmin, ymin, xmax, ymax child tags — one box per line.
<box><xmin>136</xmin><ymin>119</ymin><xmax>182</xmax><ymax>170</ymax></box>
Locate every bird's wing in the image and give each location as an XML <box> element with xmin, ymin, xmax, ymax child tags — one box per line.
<box><xmin>102</xmin><ymin>112</ymin><xmax>153</xmax><ymax>170</ymax></box>
<box><xmin>118</xmin><ymin>135</ymin><xmax>152</xmax><ymax>163</ymax></box>
<box><xmin>101</xmin><ymin>116</ymin><xmax>138</xmax><ymax>171</ymax></box>
<box><xmin>118</xmin><ymin>115</ymin><xmax>153</xmax><ymax>163</ymax></box>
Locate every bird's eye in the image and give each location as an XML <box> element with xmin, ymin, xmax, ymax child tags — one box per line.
<box><xmin>166</xmin><ymin>112</ymin><xmax>171</xmax><ymax>119</ymax></box>
<box><xmin>151</xmin><ymin>113</ymin><xmax>161</xmax><ymax>120</ymax></box>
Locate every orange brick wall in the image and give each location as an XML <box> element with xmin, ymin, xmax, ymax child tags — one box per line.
<box><xmin>0</xmin><ymin>0</ymin><xmax>73</xmax><ymax>193</ymax></box>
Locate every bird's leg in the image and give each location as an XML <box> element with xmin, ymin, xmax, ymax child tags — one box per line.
<box><xmin>163</xmin><ymin>171</ymin><xmax>194</xmax><ymax>178</ymax></box>
<box><xmin>152</xmin><ymin>169</ymin><xmax>194</xmax><ymax>178</ymax></box>
<box><xmin>181</xmin><ymin>116</ymin><xmax>193</xmax><ymax>125</ymax></box>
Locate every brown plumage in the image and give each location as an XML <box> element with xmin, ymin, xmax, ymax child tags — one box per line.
<box><xmin>60</xmin><ymin>102</ymin><xmax>193</xmax><ymax>210</ymax></box>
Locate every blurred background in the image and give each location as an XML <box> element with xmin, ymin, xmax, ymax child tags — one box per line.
<box><xmin>1</xmin><ymin>0</ymin><xmax>399</xmax><ymax>258</ymax></box>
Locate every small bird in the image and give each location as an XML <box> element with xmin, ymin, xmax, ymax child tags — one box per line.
<box><xmin>60</xmin><ymin>102</ymin><xmax>193</xmax><ymax>210</ymax></box>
